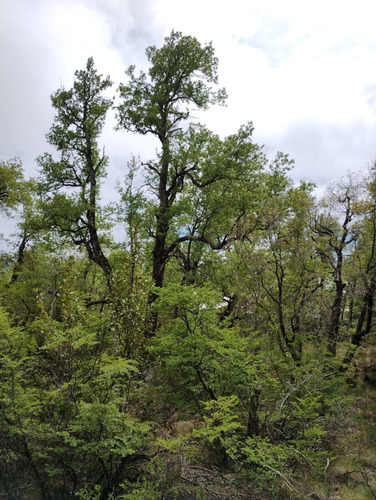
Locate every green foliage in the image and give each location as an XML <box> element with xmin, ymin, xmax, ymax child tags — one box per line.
<box><xmin>194</xmin><ymin>396</ymin><xmax>244</xmax><ymax>460</ymax></box>
<box><xmin>0</xmin><ymin>262</ymin><xmax>150</xmax><ymax>499</ymax></box>
<box><xmin>117</xmin><ymin>30</ymin><xmax>226</xmax><ymax>137</ymax></box>
<box><xmin>109</xmin><ymin>250</ymin><xmax>153</xmax><ymax>358</ymax></box>
<box><xmin>39</xmin><ymin>57</ymin><xmax>112</xmax><ymax>191</ymax></box>
<box><xmin>0</xmin><ymin>158</ymin><xmax>24</xmax><ymax>213</ymax></box>
<box><xmin>0</xmin><ymin>245</ymin><xmax>64</xmax><ymax>325</ymax></box>
<box><xmin>152</xmin><ymin>283</ymin><xmax>260</xmax><ymax>408</ymax></box>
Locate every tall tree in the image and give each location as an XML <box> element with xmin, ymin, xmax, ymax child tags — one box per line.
<box><xmin>38</xmin><ymin>58</ymin><xmax>113</xmax><ymax>276</ymax></box>
<box><xmin>351</xmin><ymin>167</ymin><xmax>376</xmax><ymax>345</ymax></box>
<box><xmin>117</xmin><ymin>31</ymin><xmax>227</xmax><ymax>290</ymax></box>
<box><xmin>312</xmin><ymin>177</ymin><xmax>361</xmax><ymax>355</ymax></box>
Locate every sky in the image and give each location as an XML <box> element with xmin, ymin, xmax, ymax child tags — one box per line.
<box><xmin>2</xmin><ymin>0</ymin><xmax>376</xmax><ymax>229</ymax></box>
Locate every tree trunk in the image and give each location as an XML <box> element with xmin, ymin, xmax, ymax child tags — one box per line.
<box><xmin>353</xmin><ymin>269</ymin><xmax>376</xmax><ymax>345</ymax></box>
<box><xmin>11</xmin><ymin>230</ymin><xmax>29</xmax><ymax>283</ymax></box>
<box><xmin>86</xmin><ymin>219</ymin><xmax>112</xmax><ymax>276</ymax></box>
<box><xmin>23</xmin><ymin>442</ymin><xmax>52</xmax><ymax>500</ymax></box>
<box><xmin>247</xmin><ymin>387</ymin><xmax>261</xmax><ymax>438</ymax></box>
<box><xmin>327</xmin><ymin>279</ymin><xmax>345</xmax><ymax>356</ymax></box>
<box><xmin>85</xmin><ymin>160</ymin><xmax>112</xmax><ymax>277</ymax></box>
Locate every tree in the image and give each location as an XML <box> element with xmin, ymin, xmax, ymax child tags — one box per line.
<box><xmin>38</xmin><ymin>58</ymin><xmax>113</xmax><ymax>276</ymax></box>
<box><xmin>117</xmin><ymin>31</ymin><xmax>227</xmax><ymax>291</ymax></box>
<box><xmin>0</xmin><ymin>158</ymin><xmax>40</xmax><ymax>283</ymax></box>
<box><xmin>312</xmin><ymin>176</ymin><xmax>361</xmax><ymax>355</ymax></box>
<box><xmin>350</xmin><ymin>166</ymin><xmax>376</xmax><ymax>345</ymax></box>
<box><xmin>0</xmin><ymin>157</ymin><xmax>51</xmax><ymax>291</ymax></box>
<box><xmin>234</xmin><ymin>178</ymin><xmax>318</xmax><ymax>362</ymax></box>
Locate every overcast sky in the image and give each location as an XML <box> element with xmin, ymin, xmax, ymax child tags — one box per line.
<box><xmin>2</xmin><ymin>0</ymin><xmax>376</xmax><ymax>211</ymax></box>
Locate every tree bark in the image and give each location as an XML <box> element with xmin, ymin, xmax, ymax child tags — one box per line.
<box><xmin>10</xmin><ymin>230</ymin><xmax>29</xmax><ymax>283</ymax></box>
<box><xmin>247</xmin><ymin>387</ymin><xmax>261</xmax><ymax>438</ymax></box>
<box><xmin>327</xmin><ymin>278</ymin><xmax>346</xmax><ymax>356</ymax></box>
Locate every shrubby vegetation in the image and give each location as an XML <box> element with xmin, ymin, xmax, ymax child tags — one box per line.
<box><xmin>1</xmin><ymin>32</ymin><xmax>376</xmax><ymax>499</ymax></box>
